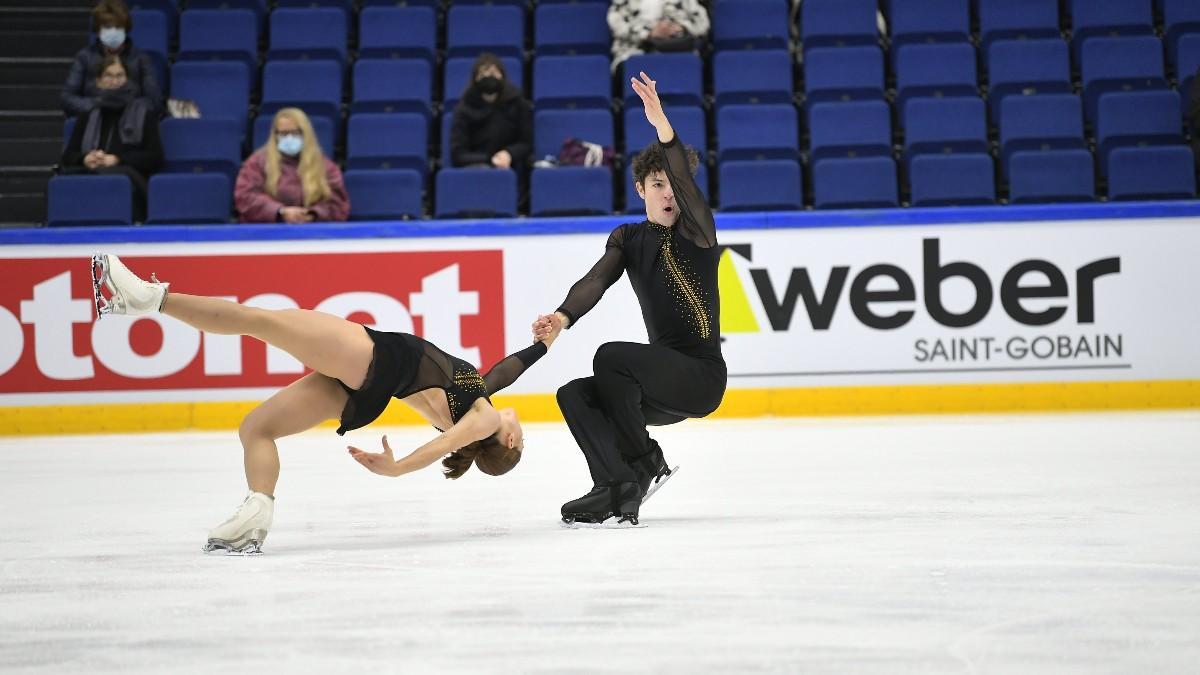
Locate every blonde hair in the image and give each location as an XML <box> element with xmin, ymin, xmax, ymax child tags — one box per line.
<box><xmin>263</xmin><ymin>108</ymin><xmax>331</xmax><ymax>208</ymax></box>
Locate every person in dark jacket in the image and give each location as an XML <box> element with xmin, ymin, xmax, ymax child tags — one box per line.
<box><xmin>449</xmin><ymin>53</ymin><xmax>533</xmax><ymax>172</ymax></box>
<box><xmin>61</xmin><ymin>0</ymin><xmax>162</xmax><ymax>117</ymax></box>
<box><xmin>61</xmin><ymin>55</ymin><xmax>164</xmax><ymax>222</ymax></box>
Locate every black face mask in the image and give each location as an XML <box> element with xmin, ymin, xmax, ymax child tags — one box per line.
<box><xmin>475</xmin><ymin>76</ymin><xmax>503</xmax><ymax>95</ymax></box>
<box><xmin>97</xmin><ymin>83</ymin><xmax>136</xmax><ymax>109</ymax></box>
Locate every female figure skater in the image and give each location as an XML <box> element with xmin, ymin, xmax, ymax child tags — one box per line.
<box><xmin>532</xmin><ymin>71</ymin><xmax>725</xmax><ymax>527</ymax></box>
<box><xmin>91</xmin><ymin>253</ymin><xmax>550</xmax><ymax>554</ymax></box>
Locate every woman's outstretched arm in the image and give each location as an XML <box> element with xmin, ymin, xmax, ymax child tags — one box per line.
<box><xmin>347</xmin><ymin>405</ymin><xmax>499</xmax><ymax>477</ymax></box>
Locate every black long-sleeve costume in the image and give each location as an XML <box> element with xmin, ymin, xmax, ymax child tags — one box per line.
<box><xmin>554</xmin><ymin>133</ymin><xmax>726</xmax><ymax>486</ymax></box>
<box><xmin>337</xmin><ymin>328</ymin><xmax>547</xmax><ymax>435</ymax></box>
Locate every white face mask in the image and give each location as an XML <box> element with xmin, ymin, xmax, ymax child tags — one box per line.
<box><xmin>99</xmin><ymin>27</ymin><xmax>125</xmax><ymax>49</ymax></box>
<box><xmin>277</xmin><ymin>134</ymin><xmax>304</xmax><ymax>157</ymax></box>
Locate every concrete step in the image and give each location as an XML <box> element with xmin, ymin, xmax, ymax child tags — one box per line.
<box><xmin>0</xmin><ymin>192</ymin><xmax>45</xmax><ymax>225</ymax></box>
<box><xmin>0</xmin><ymin>58</ymin><xmax>74</xmax><ymax>87</ymax></box>
<box><xmin>0</xmin><ymin>30</ymin><xmax>86</xmax><ymax>59</ymax></box>
<box><xmin>0</xmin><ymin>114</ymin><xmax>66</xmax><ymax>140</ymax></box>
<box><xmin>0</xmin><ymin>138</ymin><xmax>62</xmax><ymax>167</ymax></box>
<box><xmin>0</xmin><ymin>84</ymin><xmax>62</xmax><ymax>111</ymax></box>
<box><xmin>0</xmin><ymin>7</ymin><xmax>90</xmax><ymax>32</ymax></box>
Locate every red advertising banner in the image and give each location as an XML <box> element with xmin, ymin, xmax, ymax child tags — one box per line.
<box><xmin>0</xmin><ymin>250</ymin><xmax>505</xmax><ymax>394</ymax></box>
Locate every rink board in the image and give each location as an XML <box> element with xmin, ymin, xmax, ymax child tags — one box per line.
<box><xmin>1</xmin><ymin>202</ymin><xmax>1198</xmax><ymax>434</ymax></box>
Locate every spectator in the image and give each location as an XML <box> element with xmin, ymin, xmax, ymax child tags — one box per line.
<box><xmin>61</xmin><ymin>0</ymin><xmax>162</xmax><ymax>117</ymax></box>
<box><xmin>235</xmin><ymin>108</ymin><xmax>350</xmax><ymax>223</ymax></box>
<box><xmin>607</xmin><ymin>0</ymin><xmax>710</xmax><ymax>70</ymax></box>
<box><xmin>61</xmin><ymin>55</ymin><xmax>163</xmax><ymax>223</ymax></box>
<box><xmin>449</xmin><ymin>53</ymin><xmax>532</xmax><ymax>172</ymax></box>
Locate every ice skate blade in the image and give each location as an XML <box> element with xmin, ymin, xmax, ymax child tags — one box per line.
<box><xmin>559</xmin><ymin>518</ymin><xmax>647</xmax><ymax>530</ymax></box>
<box><xmin>90</xmin><ymin>254</ymin><xmax>112</xmax><ymax>319</ymax></box>
<box><xmin>641</xmin><ymin>465</ymin><xmax>680</xmax><ymax>505</ymax></box>
<box><xmin>203</xmin><ymin>540</ymin><xmax>264</xmax><ymax>556</ymax></box>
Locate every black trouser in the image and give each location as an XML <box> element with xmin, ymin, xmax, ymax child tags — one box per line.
<box><xmin>557</xmin><ymin>341</ymin><xmax>725</xmax><ymax>486</ymax></box>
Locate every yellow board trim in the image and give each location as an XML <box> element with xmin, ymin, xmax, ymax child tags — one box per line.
<box><xmin>2</xmin><ymin>380</ymin><xmax>1197</xmax><ymax>436</ymax></box>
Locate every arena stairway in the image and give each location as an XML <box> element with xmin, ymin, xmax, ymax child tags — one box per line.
<box><xmin>0</xmin><ymin>0</ymin><xmax>92</xmax><ymax>226</ymax></box>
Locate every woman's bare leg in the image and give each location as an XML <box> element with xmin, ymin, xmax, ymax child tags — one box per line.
<box><xmin>161</xmin><ymin>293</ymin><xmax>374</xmax><ymax>389</ymax></box>
<box><xmin>239</xmin><ymin>371</ymin><xmax>349</xmax><ymax>495</ymax></box>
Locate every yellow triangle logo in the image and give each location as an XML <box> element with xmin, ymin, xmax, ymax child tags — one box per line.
<box><xmin>718</xmin><ymin>249</ymin><xmax>759</xmax><ymax>333</ymax></box>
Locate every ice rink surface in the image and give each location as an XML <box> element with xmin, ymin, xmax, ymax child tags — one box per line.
<box><xmin>2</xmin><ymin>412</ymin><xmax>1198</xmax><ymax>674</ymax></box>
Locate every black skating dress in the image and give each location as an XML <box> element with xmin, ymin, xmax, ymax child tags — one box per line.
<box><xmin>335</xmin><ymin>327</ymin><xmax>547</xmax><ymax>435</ymax></box>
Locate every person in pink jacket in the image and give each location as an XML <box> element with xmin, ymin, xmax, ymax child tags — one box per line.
<box><xmin>234</xmin><ymin>108</ymin><xmax>350</xmax><ymax>223</ymax></box>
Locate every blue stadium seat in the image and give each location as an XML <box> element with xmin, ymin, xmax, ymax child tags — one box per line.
<box><xmin>1007</xmin><ymin>150</ymin><xmax>1095</xmax><ymax>203</ymax></box>
<box><xmin>1107</xmin><ymin>146</ymin><xmax>1196</xmax><ymax>200</ymax></box>
<box><xmin>889</xmin><ymin>0</ymin><xmax>970</xmax><ymax>51</ymax></box>
<box><xmin>259</xmin><ymin>60</ymin><xmax>343</xmax><ymax>139</ymax></box>
<box><xmin>360</xmin><ymin>0</ymin><xmax>438</xmax><ymax>7</ymax></box>
<box><xmin>535</xmin><ymin>4</ymin><xmax>610</xmax><ymax>56</ymax></box>
<box><xmin>47</xmin><ymin>175</ymin><xmax>133</xmax><ymax>226</ymax></box>
<box><xmin>718</xmin><ymin>160</ymin><xmax>804</xmax><ymax>211</ymax></box>
<box><xmin>1095</xmin><ymin>89</ymin><xmax>1185</xmax><ymax>175</ymax></box>
<box><xmin>903</xmin><ymin>97</ymin><xmax>988</xmax><ymax>168</ymax></box>
<box><xmin>800</xmin><ymin>0</ymin><xmax>879</xmax><ymax>50</ymax></box>
<box><xmin>712</xmin><ymin>0</ymin><xmax>790</xmax><ymax>51</ymax></box>
<box><xmin>803</xmin><ymin>45</ymin><xmax>886</xmax><ymax>103</ymax></box>
<box><xmin>351</xmin><ymin>58</ymin><xmax>432</xmax><ymax>119</ymax></box>
<box><xmin>1080</xmin><ymin>36</ymin><xmax>1168</xmax><ymax>123</ymax></box>
<box><xmin>344</xmin><ymin>169</ymin><xmax>423</xmax><ymax>220</ymax></box>
<box><xmin>533</xmin><ymin>109</ymin><xmax>614</xmax><ymax>161</ymax></box>
<box><xmin>184</xmin><ymin>0</ymin><xmax>266</xmax><ymax>36</ymax></box>
<box><xmin>130</xmin><ymin>9</ymin><xmax>168</xmax><ymax>91</ymax></box>
<box><xmin>177</xmin><ymin>9</ymin><xmax>258</xmax><ymax>82</ymax></box>
<box><xmin>127</xmin><ymin>0</ymin><xmax>176</xmax><ymax>40</ymax></box>
<box><xmin>621</xmin><ymin>53</ymin><xmax>704</xmax><ymax>107</ymax></box>
<box><xmin>713</xmin><ymin>50</ymin><xmax>794</xmax><ymax>108</ymax></box>
<box><xmin>274</xmin><ymin>0</ymin><xmax>352</xmax><ymax>12</ymax></box>
<box><xmin>169</xmin><ymin>62</ymin><xmax>251</xmax><ymax>137</ymax></box>
<box><xmin>1069</xmin><ymin>0</ymin><xmax>1154</xmax><ymax>60</ymax></box>
<box><xmin>715</xmin><ymin>104</ymin><xmax>799</xmax><ymax>162</ymax></box>
<box><xmin>624</xmin><ymin>105</ymin><xmax>706</xmax><ymax>159</ymax></box>
<box><xmin>446</xmin><ymin>5</ymin><xmax>525</xmax><ymax>60</ymax></box>
<box><xmin>909</xmin><ymin>154</ymin><xmax>996</xmax><ymax>206</ymax></box>
<box><xmin>267</xmin><ymin>8</ymin><xmax>347</xmax><ymax>63</ymax></box>
<box><xmin>998</xmin><ymin>93</ymin><xmax>1086</xmax><ymax>178</ymax></box>
<box><xmin>812</xmin><ymin>156</ymin><xmax>899</xmax><ymax>209</ymax></box>
<box><xmin>146</xmin><ymin>173</ymin><xmax>233</xmax><ymax>224</ymax></box>
<box><xmin>358</xmin><ymin>6</ymin><xmax>436</xmax><ymax>63</ymax></box>
<box><xmin>895</xmin><ymin>43</ymin><xmax>978</xmax><ymax>125</ymax></box>
<box><xmin>346</xmin><ymin>113</ymin><xmax>428</xmax><ymax>174</ymax></box>
<box><xmin>986</xmin><ymin>39</ymin><xmax>1072</xmax><ymax>120</ymax></box>
<box><xmin>160</xmin><ymin>118</ymin><xmax>242</xmax><ymax>182</ymax></box>
<box><xmin>252</xmin><ymin>114</ymin><xmax>335</xmax><ymax>158</ymax></box>
<box><xmin>533</xmin><ymin>55</ymin><xmax>611</xmax><ymax>110</ymax></box>
<box><xmin>808</xmin><ymin>99</ymin><xmax>892</xmax><ymax>163</ymax></box>
<box><xmin>530</xmin><ymin>167</ymin><xmax>612</xmax><ymax>216</ymax></box>
<box><xmin>625</xmin><ymin>162</ymin><xmax>709</xmax><ymax>213</ymax></box>
<box><xmin>1179</xmin><ymin>34</ymin><xmax>1200</xmax><ymax>96</ymax></box>
<box><xmin>977</xmin><ymin>0</ymin><xmax>1061</xmax><ymax>53</ymax></box>
<box><xmin>443</xmin><ymin>56</ymin><xmax>523</xmax><ymax>109</ymax></box>
<box><xmin>1164</xmin><ymin>0</ymin><xmax>1200</xmax><ymax>71</ymax></box>
<box><xmin>435</xmin><ymin>168</ymin><xmax>518</xmax><ymax>218</ymax></box>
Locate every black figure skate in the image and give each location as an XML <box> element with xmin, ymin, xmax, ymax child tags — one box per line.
<box><xmin>559</xmin><ymin>482</ymin><xmax>645</xmax><ymax>529</ymax></box>
<box><xmin>631</xmin><ymin>439</ymin><xmax>679</xmax><ymax>506</ymax></box>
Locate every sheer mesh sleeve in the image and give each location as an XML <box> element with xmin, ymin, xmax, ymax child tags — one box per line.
<box><xmin>660</xmin><ymin>134</ymin><xmax>716</xmax><ymax>249</ymax></box>
<box><xmin>555</xmin><ymin>225</ymin><xmax>628</xmax><ymax>327</ymax></box>
<box><xmin>482</xmin><ymin>341</ymin><xmax>548</xmax><ymax>394</ymax></box>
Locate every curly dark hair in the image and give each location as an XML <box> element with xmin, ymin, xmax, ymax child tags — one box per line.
<box><xmin>631</xmin><ymin>141</ymin><xmax>700</xmax><ymax>188</ymax></box>
<box><xmin>442</xmin><ymin>433</ymin><xmax>521</xmax><ymax>479</ymax></box>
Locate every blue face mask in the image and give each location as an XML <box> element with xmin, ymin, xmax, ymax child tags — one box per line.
<box><xmin>99</xmin><ymin>27</ymin><xmax>125</xmax><ymax>49</ymax></box>
<box><xmin>277</xmin><ymin>134</ymin><xmax>303</xmax><ymax>157</ymax></box>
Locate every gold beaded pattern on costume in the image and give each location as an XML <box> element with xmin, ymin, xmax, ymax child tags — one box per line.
<box><xmin>654</xmin><ymin>225</ymin><xmax>711</xmax><ymax>340</ymax></box>
<box><xmin>447</xmin><ymin>367</ymin><xmax>487</xmax><ymax>421</ymax></box>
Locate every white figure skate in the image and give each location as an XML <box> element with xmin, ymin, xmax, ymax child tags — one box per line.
<box><xmin>203</xmin><ymin>492</ymin><xmax>274</xmax><ymax>556</ymax></box>
<box><xmin>91</xmin><ymin>253</ymin><xmax>168</xmax><ymax>319</ymax></box>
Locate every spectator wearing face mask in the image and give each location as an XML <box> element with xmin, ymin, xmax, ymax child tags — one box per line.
<box><xmin>61</xmin><ymin>55</ymin><xmax>163</xmax><ymax>223</ymax></box>
<box><xmin>449</xmin><ymin>53</ymin><xmax>532</xmax><ymax>172</ymax></box>
<box><xmin>61</xmin><ymin>0</ymin><xmax>163</xmax><ymax>117</ymax></box>
<box><xmin>234</xmin><ymin>108</ymin><xmax>350</xmax><ymax>224</ymax></box>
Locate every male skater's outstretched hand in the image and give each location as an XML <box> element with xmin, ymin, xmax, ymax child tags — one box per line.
<box><xmin>532</xmin><ymin>313</ymin><xmax>565</xmax><ymax>346</ymax></box>
<box><xmin>630</xmin><ymin>71</ymin><xmax>674</xmax><ymax>143</ymax></box>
